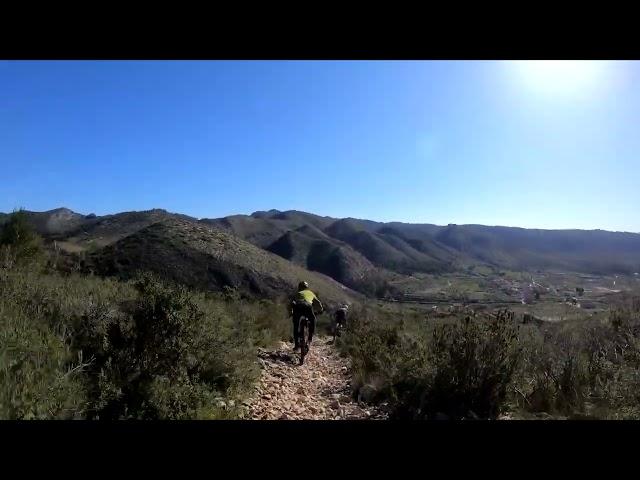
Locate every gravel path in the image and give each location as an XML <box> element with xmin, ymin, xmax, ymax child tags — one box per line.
<box><xmin>244</xmin><ymin>337</ymin><xmax>388</xmax><ymax>420</ymax></box>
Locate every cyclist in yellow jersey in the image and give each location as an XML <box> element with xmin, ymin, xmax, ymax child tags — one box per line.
<box><xmin>290</xmin><ymin>281</ymin><xmax>323</xmax><ymax>350</ymax></box>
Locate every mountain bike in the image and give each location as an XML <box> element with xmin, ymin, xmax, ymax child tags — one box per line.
<box><xmin>298</xmin><ymin>308</ymin><xmax>324</xmax><ymax>365</ymax></box>
<box><xmin>333</xmin><ymin>318</ymin><xmax>345</xmax><ymax>343</ymax></box>
<box><xmin>298</xmin><ymin>314</ymin><xmax>310</xmax><ymax>365</ymax></box>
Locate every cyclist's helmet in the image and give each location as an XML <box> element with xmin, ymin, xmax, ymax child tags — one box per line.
<box><xmin>298</xmin><ymin>281</ymin><xmax>309</xmax><ymax>291</ymax></box>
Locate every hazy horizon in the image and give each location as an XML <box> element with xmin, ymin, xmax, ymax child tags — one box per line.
<box><xmin>2</xmin><ymin>60</ymin><xmax>638</xmax><ymax>232</ymax></box>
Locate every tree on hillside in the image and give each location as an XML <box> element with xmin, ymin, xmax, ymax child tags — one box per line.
<box><xmin>0</xmin><ymin>209</ymin><xmax>43</xmax><ymax>266</ymax></box>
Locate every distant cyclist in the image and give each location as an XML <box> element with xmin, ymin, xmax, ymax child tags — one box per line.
<box><xmin>290</xmin><ymin>281</ymin><xmax>323</xmax><ymax>351</ymax></box>
<box><xmin>334</xmin><ymin>303</ymin><xmax>349</xmax><ymax>330</ymax></box>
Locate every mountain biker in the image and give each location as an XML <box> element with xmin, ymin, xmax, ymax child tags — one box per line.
<box><xmin>334</xmin><ymin>303</ymin><xmax>349</xmax><ymax>329</ymax></box>
<box><xmin>290</xmin><ymin>281</ymin><xmax>323</xmax><ymax>351</ymax></box>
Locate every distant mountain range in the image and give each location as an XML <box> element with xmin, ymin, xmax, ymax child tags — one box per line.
<box><xmin>0</xmin><ymin>208</ymin><xmax>355</xmax><ymax>304</ymax></box>
<box><xmin>202</xmin><ymin>209</ymin><xmax>640</xmax><ymax>279</ymax></box>
<box><xmin>2</xmin><ymin>207</ymin><xmax>640</xmax><ymax>299</ymax></box>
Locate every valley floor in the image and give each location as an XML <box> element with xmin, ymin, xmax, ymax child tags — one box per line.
<box><xmin>243</xmin><ymin>336</ymin><xmax>388</xmax><ymax>420</ymax></box>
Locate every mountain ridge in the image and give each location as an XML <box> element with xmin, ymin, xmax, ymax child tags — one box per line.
<box><xmin>3</xmin><ymin>207</ymin><xmax>640</xmax><ymax>297</ymax></box>
<box><xmin>6</xmin><ymin>206</ymin><xmax>635</xmax><ymax>234</ymax></box>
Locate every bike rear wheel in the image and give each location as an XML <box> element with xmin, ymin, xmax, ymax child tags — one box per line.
<box><xmin>334</xmin><ymin>321</ymin><xmax>343</xmax><ymax>342</ymax></box>
<box><xmin>299</xmin><ymin>317</ymin><xmax>308</xmax><ymax>365</ymax></box>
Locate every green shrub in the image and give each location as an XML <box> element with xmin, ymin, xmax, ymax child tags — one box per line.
<box><xmin>421</xmin><ymin>313</ymin><xmax>521</xmax><ymax>419</ymax></box>
<box><xmin>338</xmin><ymin>304</ymin><xmax>431</xmax><ymax>408</ymax></box>
<box><xmin>74</xmin><ymin>273</ymin><xmax>255</xmax><ymax>419</ymax></box>
<box><xmin>581</xmin><ymin>308</ymin><xmax>640</xmax><ymax>419</ymax></box>
<box><xmin>0</xmin><ymin>209</ymin><xmax>43</xmax><ymax>268</ymax></box>
<box><xmin>340</xmin><ymin>300</ymin><xmax>640</xmax><ymax>420</ymax></box>
<box><xmin>0</xmin><ymin>305</ymin><xmax>86</xmax><ymax>419</ymax></box>
<box><xmin>0</xmin><ymin>266</ymin><xmax>289</xmax><ymax>419</ymax></box>
<box><xmin>515</xmin><ymin>326</ymin><xmax>591</xmax><ymax>416</ymax></box>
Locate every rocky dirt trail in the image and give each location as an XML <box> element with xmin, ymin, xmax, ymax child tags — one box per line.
<box><xmin>243</xmin><ymin>336</ymin><xmax>388</xmax><ymax>420</ymax></box>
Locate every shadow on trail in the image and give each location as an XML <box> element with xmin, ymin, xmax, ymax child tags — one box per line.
<box><xmin>259</xmin><ymin>349</ymin><xmax>298</xmax><ymax>366</ymax></box>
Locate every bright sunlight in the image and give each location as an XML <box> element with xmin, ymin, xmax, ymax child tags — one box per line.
<box><xmin>512</xmin><ymin>60</ymin><xmax>610</xmax><ymax>97</ymax></box>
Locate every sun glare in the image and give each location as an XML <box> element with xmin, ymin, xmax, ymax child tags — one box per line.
<box><xmin>512</xmin><ymin>60</ymin><xmax>609</xmax><ymax>97</ymax></box>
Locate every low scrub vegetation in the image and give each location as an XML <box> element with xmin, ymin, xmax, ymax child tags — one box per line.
<box><xmin>338</xmin><ymin>300</ymin><xmax>640</xmax><ymax>419</ymax></box>
<box><xmin>1</xmin><ymin>209</ymin><xmax>44</xmax><ymax>269</ymax></box>
<box><xmin>1</xmin><ymin>267</ymin><xmax>290</xmax><ymax>419</ymax></box>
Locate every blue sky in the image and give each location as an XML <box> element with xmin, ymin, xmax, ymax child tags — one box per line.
<box><xmin>1</xmin><ymin>60</ymin><xmax>638</xmax><ymax>232</ymax></box>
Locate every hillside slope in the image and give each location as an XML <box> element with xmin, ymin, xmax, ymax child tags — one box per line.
<box><xmin>206</xmin><ymin>210</ymin><xmax>640</xmax><ymax>277</ymax></box>
<box><xmin>86</xmin><ymin>219</ymin><xmax>357</xmax><ymax>305</ymax></box>
<box><xmin>0</xmin><ymin>208</ymin><xmax>87</xmax><ymax>235</ymax></box>
<box><xmin>435</xmin><ymin>224</ymin><xmax>640</xmax><ymax>274</ymax></box>
<box><xmin>6</xmin><ymin>208</ymin><xmax>196</xmax><ymax>251</ymax></box>
<box><xmin>265</xmin><ymin>227</ymin><xmax>390</xmax><ymax>296</ymax></box>
<box><xmin>200</xmin><ymin>210</ymin><xmax>336</xmax><ymax>249</ymax></box>
<box><xmin>6</xmin><ymin>207</ymin><xmax>640</xmax><ymax>297</ymax></box>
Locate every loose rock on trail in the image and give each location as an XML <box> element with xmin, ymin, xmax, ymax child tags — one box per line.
<box><xmin>243</xmin><ymin>336</ymin><xmax>388</xmax><ymax>420</ymax></box>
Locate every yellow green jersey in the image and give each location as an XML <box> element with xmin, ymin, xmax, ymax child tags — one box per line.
<box><xmin>295</xmin><ymin>289</ymin><xmax>322</xmax><ymax>310</ymax></box>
